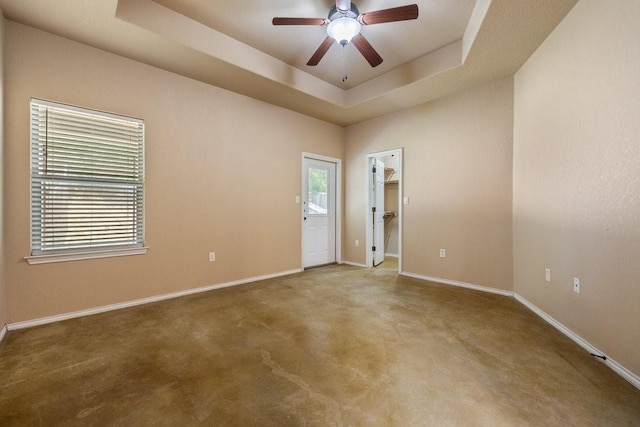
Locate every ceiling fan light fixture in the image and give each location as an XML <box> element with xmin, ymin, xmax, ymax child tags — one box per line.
<box><xmin>327</xmin><ymin>18</ymin><xmax>361</xmax><ymax>46</ymax></box>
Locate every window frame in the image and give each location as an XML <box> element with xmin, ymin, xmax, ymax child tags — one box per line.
<box><xmin>25</xmin><ymin>99</ymin><xmax>148</xmax><ymax>265</ymax></box>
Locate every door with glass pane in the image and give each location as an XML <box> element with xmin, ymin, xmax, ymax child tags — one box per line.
<box><xmin>303</xmin><ymin>157</ymin><xmax>336</xmax><ymax>268</ymax></box>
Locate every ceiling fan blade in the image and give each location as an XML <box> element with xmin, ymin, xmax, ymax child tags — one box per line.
<box><xmin>351</xmin><ymin>34</ymin><xmax>383</xmax><ymax>67</ymax></box>
<box><xmin>335</xmin><ymin>0</ymin><xmax>351</xmax><ymax>12</ymax></box>
<box><xmin>307</xmin><ymin>37</ymin><xmax>335</xmax><ymax>66</ymax></box>
<box><xmin>359</xmin><ymin>4</ymin><xmax>419</xmax><ymax>25</ymax></box>
<box><xmin>272</xmin><ymin>17</ymin><xmax>328</xmax><ymax>26</ymax></box>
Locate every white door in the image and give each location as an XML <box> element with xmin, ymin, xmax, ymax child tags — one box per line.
<box><xmin>372</xmin><ymin>158</ymin><xmax>385</xmax><ymax>266</ymax></box>
<box><xmin>303</xmin><ymin>158</ymin><xmax>336</xmax><ymax>268</ymax></box>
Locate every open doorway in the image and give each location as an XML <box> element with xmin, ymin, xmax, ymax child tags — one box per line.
<box><xmin>366</xmin><ymin>149</ymin><xmax>402</xmax><ymax>272</ymax></box>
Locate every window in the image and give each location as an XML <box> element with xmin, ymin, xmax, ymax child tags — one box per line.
<box><xmin>27</xmin><ymin>99</ymin><xmax>146</xmax><ymax>264</ymax></box>
<box><xmin>307</xmin><ymin>167</ymin><xmax>329</xmax><ymax>215</ymax></box>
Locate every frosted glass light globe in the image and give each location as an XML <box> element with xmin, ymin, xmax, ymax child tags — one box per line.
<box><xmin>327</xmin><ymin>17</ymin><xmax>361</xmax><ymax>46</ymax></box>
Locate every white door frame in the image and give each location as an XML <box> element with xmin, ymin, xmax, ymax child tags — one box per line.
<box><xmin>365</xmin><ymin>149</ymin><xmax>403</xmax><ymax>272</ymax></box>
<box><xmin>301</xmin><ymin>152</ymin><xmax>342</xmax><ymax>269</ymax></box>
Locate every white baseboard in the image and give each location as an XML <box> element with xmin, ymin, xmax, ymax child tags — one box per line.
<box><xmin>515</xmin><ymin>293</ymin><xmax>640</xmax><ymax>390</ymax></box>
<box><xmin>384</xmin><ymin>253</ymin><xmax>399</xmax><ymax>258</ymax></box>
<box><xmin>7</xmin><ymin>268</ymin><xmax>303</xmax><ymax>331</ymax></box>
<box><xmin>400</xmin><ymin>271</ymin><xmax>514</xmax><ymax>297</ymax></box>
<box><xmin>0</xmin><ymin>324</ymin><xmax>7</xmax><ymax>344</ymax></box>
<box><xmin>342</xmin><ymin>261</ymin><xmax>368</xmax><ymax>268</ymax></box>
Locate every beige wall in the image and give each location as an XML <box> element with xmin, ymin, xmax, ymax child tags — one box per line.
<box><xmin>4</xmin><ymin>22</ymin><xmax>344</xmax><ymax>323</ymax></box>
<box><xmin>345</xmin><ymin>78</ymin><xmax>514</xmax><ymax>291</ymax></box>
<box><xmin>514</xmin><ymin>0</ymin><xmax>640</xmax><ymax>376</ymax></box>
<box><xmin>0</xmin><ymin>14</ymin><xmax>5</xmax><ymax>328</ymax></box>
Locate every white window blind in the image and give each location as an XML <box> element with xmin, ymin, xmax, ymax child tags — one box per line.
<box><xmin>30</xmin><ymin>99</ymin><xmax>145</xmax><ymax>257</ymax></box>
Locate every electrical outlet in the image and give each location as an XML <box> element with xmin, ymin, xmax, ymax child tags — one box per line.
<box><xmin>355</xmin><ymin>240</ymin><xmax>360</xmax><ymax>247</ymax></box>
<box><xmin>573</xmin><ymin>277</ymin><xmax>580</xmax><ymax>294</ymax></box>
<box><xmin>439</xmin><ymin>249</ymin><xmax>446</xmax><ymax>258</ymax></box>
<box><xmin>209</xmin><ymin>252</ymin><xmax>216</xmax><ymax>262</ymax></box>
<box><xmin>545</xmin><ymin>268</ymin><xmax>551</xmax><ymax>282</ymax></box>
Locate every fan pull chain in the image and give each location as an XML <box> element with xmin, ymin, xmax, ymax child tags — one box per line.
<box><xmin>342</xmin><ymin>45</ymin><xmax>348</xmax><ymax>83</ymax></box>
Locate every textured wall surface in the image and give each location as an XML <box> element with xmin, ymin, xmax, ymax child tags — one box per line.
<box><xmin>4</xmin><ymin>22</ymin><xmax>344</xmax><ymax>323</ymax></box>
<box><xmin>514</xmin><ymin>0</ymin><xmax>640</xmax><ymax>376</ymax></box>
<box><xmin>0</xmin><ymin>15</ymin><xmax>5</xmax><ymax>329</ymax></box>
<box><xmin>345</xmin><ymin>78</ymin><xmax>514</xmax><ymax>291</ymax></box>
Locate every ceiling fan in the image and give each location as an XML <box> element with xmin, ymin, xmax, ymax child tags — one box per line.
<box><xmin>273</xmin><ymin>0</ymin><xmax>419</xmax><ymax>68</ymax></box>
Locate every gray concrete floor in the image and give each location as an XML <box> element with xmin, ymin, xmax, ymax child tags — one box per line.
<box><xmin>1</xmin><ymin>261</ymin><xmax>639</xmax><ymax>425</ymax></box>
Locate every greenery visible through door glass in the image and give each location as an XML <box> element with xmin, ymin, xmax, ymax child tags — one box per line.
<box><xmin>308</xmin><ymin>168</ymin><xmax>328</xmax><ymax>215</ymax></box>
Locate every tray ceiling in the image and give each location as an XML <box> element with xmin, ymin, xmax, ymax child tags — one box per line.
<box><xmin>0</xmin><ymin>0</ymin><xmax>578</xmax><ymax>126</ymax></box>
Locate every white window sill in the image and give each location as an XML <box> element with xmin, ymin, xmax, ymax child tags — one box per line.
<box><xmin>25</xmin><ymin>247</ymin><xmax>149</xmax><ymax>265</ymax></box>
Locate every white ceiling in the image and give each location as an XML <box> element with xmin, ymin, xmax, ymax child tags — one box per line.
<box><xmin>0</xmin><ymin>0</ymin><xmax>578</xmax><ymax>126</ymax></box>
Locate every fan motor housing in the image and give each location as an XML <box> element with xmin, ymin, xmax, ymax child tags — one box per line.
<box><xmin>328</xmin><ymin>4</ymin><xmax>359</xmax><ymax>21</ymax></box>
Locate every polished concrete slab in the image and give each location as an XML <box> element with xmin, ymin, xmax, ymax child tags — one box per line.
<box><xmin>1</xmin><ymin>261</ymin><xmax>639</xmax><ymax>425</ymax></box>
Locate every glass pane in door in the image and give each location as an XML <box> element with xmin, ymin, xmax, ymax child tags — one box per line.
<box><xmin>308</xmin><ymin>167</ymin><xmax>328</xmax><ymax>215</ymax></box>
